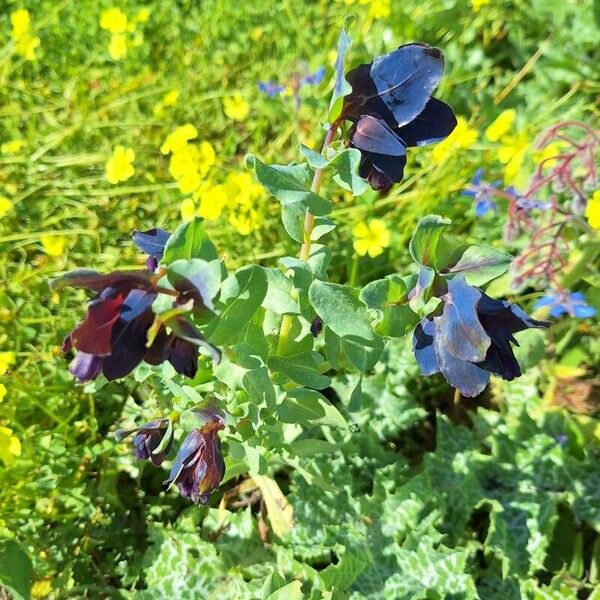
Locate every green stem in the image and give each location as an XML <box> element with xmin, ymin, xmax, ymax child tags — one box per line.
<box><xmin>277</xmin><ymin>122</ymin><xmax>339</xmax><ymax>355</ymax></box>
<box><xmin>349</xmin><ymin>254</ymin><xmax>359</xmax><ymax>287</ymax></box>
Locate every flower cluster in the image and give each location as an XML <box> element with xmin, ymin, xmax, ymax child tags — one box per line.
<box><xmin>413</xmin><ymin>276</ymin><xmax>546</xmax><ymax>397</ymax></box>
<box><xmin>180</xmin><ymin>172</ymin><xmax>265</xmax><ymax>236</ymax></box>
<box><xmin>340</xmin><ymin>43</ymin><xmax>457</xmax><ymax>191</ymax></box>
<box><xmin>118</xmin><ymin>411</ymin><xmax>226</xmax><ymax>505</ymax></box>
<box><xmin>161</xmin><ymin>124</ymin><xmax>216</xmax><ymax>195</ymax></box>
<box><xmin>54</xmin><ymin>227</ymin><xmax>219</xmax><ymax>382</ymax></box>
<box><xmin>534</xmin><ymin>291</ymin><xmax>596</xmax><ymax>319</ymax></box>
<box><xmin>10</xmin><ymin>9</ymin><xmax>40</xmax><ymax>61</ymax></box>
<box><xmin>99</xmin><ymin>7</ymin><xmax>149</xmax><ymax>60</ymax></box>
<box><xmin>259</xmin><ymin>66</ymin><xmax>326</xmax><ymax>105</ymax></box>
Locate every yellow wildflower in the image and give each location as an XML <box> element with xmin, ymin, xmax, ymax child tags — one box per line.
<box><xmin>197</xmin><ymin>141</ymin><xmax>216</xmax><ymax>175</ymax></box>
<box><xmin>497</xmin><ymin>133</ymin><xmax>529</xmax><ymax>185</ymax></box>
<box><xmin>10</xmin><ymin>9</ymin><xmax>30</xmax><ymax>38</ymax></box>
<box><xmin>485</xmin><ymin>109</ymin><xmax>516</xmax><ymax>142</ymax></box>
<box><xmin>250</xmin><ymin>27</ymin><xmax>264</xmax><ymax>41</ymax></box>
<box><xmin>163</xmin><ymin>89</ymin><xmax>180</xmax><ymax>107</ymax></box>
<box><xmin>0</xmin><ymin>383</ymin><xmax>5</xmax><ymax>402</ymax></box>
<box><xmin>10</xmin><ymin>9</ymin><xmax>39</xmax><ymax>61</ymax></box>
<box><xmin>105</xmin><ymin>145</ymin><xmax>135</xmax><ymax>184</ymax></box>
<box><xmin>169</xmin><ymin>146</ymin><xmax>198</xmax><ymax>180</ymax></box>
<box><xmin>352</xmin><ymin>219</ymin><xmax>391</xmax><ymax>258</ymax></box>
<box><xmin>194</xmin><ymin>184</ymin><xmax>228</xmax><ymax>220</ymax></box>
<box><xmin>100</xmin><ymin>8</ymin><xmax>128</xmax><ymax>34</ymax></box>
<box><xmin>0</xmin><ymin>197</ymin><xmax>13</xmax><ymax>218</ymax></box>
<box><xmin>223</xmin><ymin>94</ymin><xmax>250</xmax><ymax>121</ymax></box>
<box><xmin>108</xmin><ymin>34</ymin><xmax>128</xmax><ymax>60</ymax></box>
<box><xmin>533</xmin><ymin>141</ymin><xmax>566</xmax><ymax>167</ymax></box>
<box><xmin>368</xmin><ymin>0</ymin><xmax>391</xmax><ymax>19</ymax></box>
<box><xmin>431</xmin><ymin>117</ymin><xmax>478</xmax><ymax>164</ymax></box>
<box><xmin>0</xmin><ymin>352</ymin><xmax>15</xmax><ymax>376</ymax></box>
<box><xmin>1</xmin><ymin>139</ymin><xmax>24</xmax><ymax>154</ymax></box>
<box><xmin>31</xmin><ymin>580</ymin><xmax>53</xmax><ymax>599</ymax></box>
<box><xmin>585</xmin><ymin>190</ymin><xmax>600</xmax><ymax>230</ymax></box>
<box><xmin>133</xmin><ymin>8</ymin><xmax>151</xmax><ymax>24</ymax></box>
<box><xmin>160</xmin><ymin>124</ymin><xmax>198</xmax><ymax>155</ymax></box>
<box><xmin>0</xmin><ymin>426</ymin><xmax>21</xmax><ymax>465</ymax></box>
<box><xmin>229</xmin><ymin>208</ymin><xmax>261</xmax><ymax>236</ymax></box>
<box><xmin>177</xmin><ymin>170</ymin><xmax>202</xmax><ymax>195</ymax></box>
<box><xmin>41</xmin><ymin>234</ymin><xmax>66</xmax><ymax>257</ymax></box>
<box><xmin>15</xmin><ymin>35</ymin><xmax>40</xmax><ymax>60</ymax></box>
<box><xmin>472</xmin><ymin>0</ymin><xmax>491</xmax><ymax>11</ymax></box>
<box><xmin>180</xmin><ymin>197</ymin><xmax>197</xmax><ymax>222</ymax></box>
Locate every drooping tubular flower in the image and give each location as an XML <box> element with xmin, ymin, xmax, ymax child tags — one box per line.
<box><xmin>53</xmin><ymin>227</ymin><xmax>219</xmax><ymax>382</ymax></box>
<box><xmin>116</xmin><ymin>418</ymin><xmax>174</xmax><ymax>466</ymax></box>
<box><xmin>413</xmin><ymin>276</ymin><xmax>547</xmax><ymax>397</ymax></box>
<box><xmin>340</xmin><ymin>43</ymin><xmax>457</xmax><ymax>191</ymax></box>
<box><xmin>164</xmin><ymin>414</ymin><xmax>226</xmax><ymax>505</ymax></box>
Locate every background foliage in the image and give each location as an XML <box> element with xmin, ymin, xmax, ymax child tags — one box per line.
<box><xmin>0</xmin><ymin>0</ymin><xmax>599</xmax><ymax>598</ymax></box>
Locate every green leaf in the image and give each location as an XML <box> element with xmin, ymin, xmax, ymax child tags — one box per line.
<box><xmin>300</xmin><ymin>145</ymin><xmax>368</xmax><ymax>196</ymax></box>
<box><xmin>207</xmin><ymin>265</ymin><xmax>267</xmax><ymax>345</ymax></box>
<box><xmin>247</xmin><ymin>155</ymin><xmax>331</xmax><ymax>241</ymax></box>
<box><xmin>0</xmin><ymin>539</ymin><xmax>32</xmax><ymax>600</ymax></box>
<box><xmin>360</xmin><ymin>275</ymin><xmax>419</xmax><ymax>337</ymax></box>
<box><xmin>409</xmin><ymin>214</ymin><xmax>451</xmax><ymax>267</ymax></box>
<box><xmin>263</xmin><ymin>268</ymin><xmax>300</xmax><ymax>315</ymax></box>
<box><xmin>161</xmin><ymin>217</ymin><xmax>218</xmax><ymax>264</ymax></box>
<box><xmin>309</xmin><ymin>280</ymin><xmax>384</xmax><ymax>371</ymax></box>
<box><xmin>268</xmin><ymin>351</ymin><xmax>331</xmax><ymax>389</ymax></box>
<box><xmin>166</xmin><ymin>258</ymin><xmax>222</xmax><ymax>310</ymax></box>
<box><xmin>277</xmin><ymin>388</ymin><xmax>348</xmax><ymax>429</ymax></box>
<box><xmin>329</xmin><ymin>18</ymin><xmax>353</xmax><ymax>122</ymax></box>
<box><xmin>447</xmin><ymin>244</ymin><xmax>513</xmax><ymax>286</ymax></box>
<box><xmin>266</xmin><ymin>581</ymin><xmax>303</xmax><ymax>600</ymax></box>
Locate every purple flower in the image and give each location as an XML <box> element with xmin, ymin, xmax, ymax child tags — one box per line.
<box><xmin>132</xmin><ymin>227</ymin><xmax>171</xmax><ymax>271</ymax></box>
<box><xmin>165</xmin><ymin>418</ymin><xmax>226</xmax><ymax>505</ymax></box>
<box><xmin>413</xmin><ymin>276</ymin><xmax>547</xmax><ymax>397</ymax></box>
<box><xmin>462</xmin><ymin>169</ymin><xmax>498</xmax><ymax>217</ymax></box>
<box><xmin>341</xmin><ymin>43</ymin><xmax>457</xmax><ymax>192</ymax></box>
<box><xmin>116</xmin><ymin>418</ymin><xmax>174</xmax><ymax>466</ymax></box>
<box><xmin>258</xmin><ymin>81</ymin><xmax>285</xmax><ymax>97</ymax></box>
<box><xmin>301</xmin><ymin>67</ymin><xmax>326</xmax><ymax>86</ymax></box>
<box><xmin>53</xmin><ymin>228</ymin><xmax>219</xmax><ymax>382</ymax></box>
<box><xmin>533</xmin><ymin>291</ymin><xmax>596</xmax><ymax>319</ymax></box>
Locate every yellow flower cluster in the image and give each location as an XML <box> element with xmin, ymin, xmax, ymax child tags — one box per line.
<box><xmin>352</xmin><ymin>219</ymin><xmax>391</xmax><ymax>258</ymax></box>
<box><xmin>0</xmin><ymin>196</ymin><xmax>13</xmax><ymax>218</ymax></box>
<box><xmin>100</xmin><ymin>7</ymin><xmax>150</xmax><ymax>60</ymax></box>
<box><xmin>585</xmin><ymin>190</ymin><xmax>600</xmax><ymax>230</ymax></box>
<box><xmin>180</xmin><ymin>172</ymin><xmax>265</xmax><ymax>236</ymax></box>
<box><xmin>431</xmin><ymin>117</ymin><xmax>478</xmax><ymax>164</ymax></box>
<box><xmin>486</xmin><ymin>109</ymin><xmax>529</xmax><ymax>185</ymax></box>
<box><xmin>10</xmin><ymin>9</ymin><xmax>40</xmax><ymax>61</ymax></box>
<box><xmin>1</xmin><ymin>139</ymin><xmax>25</xmax><ymax>155</ymax></box>
<box><xmin>161</xmin><ymin>124</ymin><xmax>216</xmax><ymax>195</ymax></box>
<box><xmin>0</xmin><ymin>352</ymin><xmax>15</xmax><ymax>376</ymax></box>
<box><xmin>105</xmin><ymin>145</ymin><xmax>135</xmax><ymax>184</ymax></box>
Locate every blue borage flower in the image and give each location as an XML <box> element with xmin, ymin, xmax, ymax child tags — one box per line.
<box><xmin>165</xmin><ymin>414</ymin><xmax>225</xmax><ymax>505</ymax></box>
<box><xmin>534</xmin><ymin>290</ymin><xmax>596</xmax><ymax>318</ymax></box>
<box><xmin>340</xmin><ymin>43</ymin><xmax>457</xmax><ymax>192</ymax></box>
<box><xmin>463</xmin><ymin>169</ymin><xmax>498</xmax><ymax>217</ymax></box>
<box><xmin>115</xmin><ymin>418</ymin><xmax>174</xmax><ymax>466</ymax></box>
<box><xmin>258</xmin><ymin>66</ymin><xmax>326</xmax><ymax>98</ymax></box>
<box><xmin>53</xmin><ymin>227</ymin><xmax>219</xmax><ymax>382</ymax></box>
<box><xmin>413</xmin><ymin>276</ymin><xmax>547</xmax><ymax>397</ymax></box>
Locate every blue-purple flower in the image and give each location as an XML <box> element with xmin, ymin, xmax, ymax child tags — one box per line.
<box><xmin>463</xmin><ymin>169</ymin><xmax>498</xmax><ymax>217</ymax></box>
<box><xmin>164</xmin><ymin>417</ymin><xmax>226</xmax><ymax>505</ymax></box>
<box><xmin>132</xmin><ymin>227</ymin><xmax>171</xmax><ymax>271</ymax></box>
<box><xmin>341</xmin><ymin>43</ymin><xmax>457</xmax><ymax>191</ymax></box>
<box><xmin>413</xmin><ymin>276</ymin><xmax>547</xmax><ymax>397</ymax></box>
<box><xmin>533</xmin><ymin>291</ymin><xmax>596</xmax><ymax>319</ymax></box>
<box><xmin>116</xmin><ymin>418</ymin><xmax>174</xmax><ymax>466</ymax></box>
<box><xmin>258</xmin><ymin>67</ymin><xmax>326</xmax><ymax>98</ymax></box>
